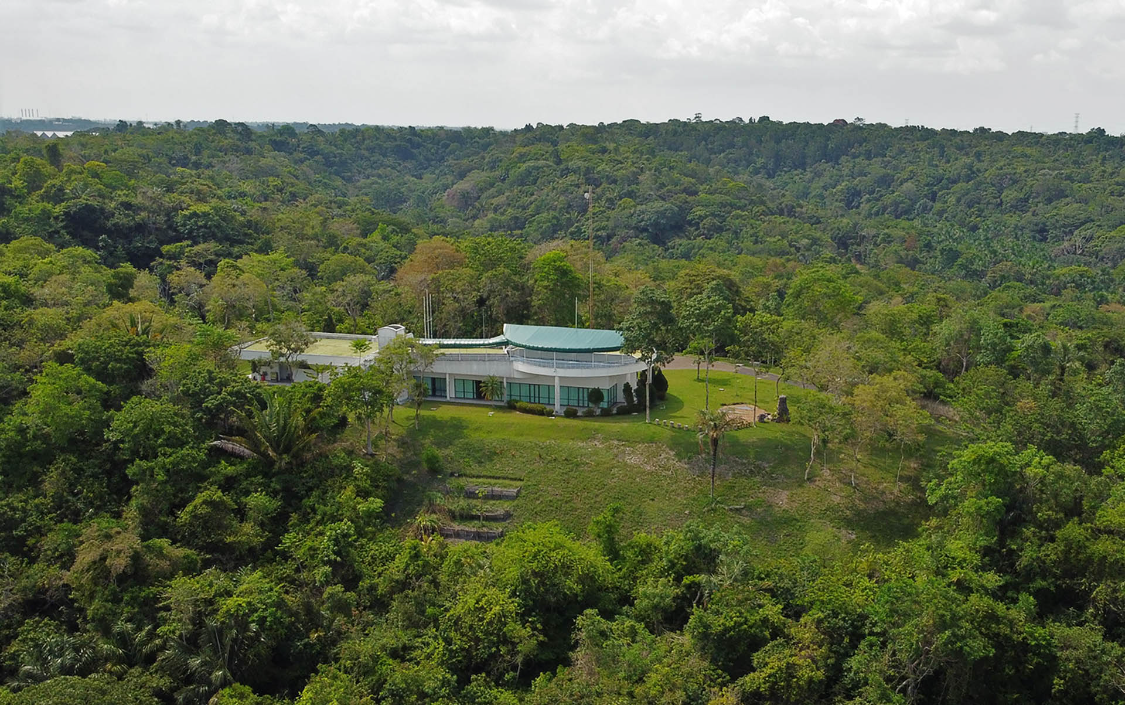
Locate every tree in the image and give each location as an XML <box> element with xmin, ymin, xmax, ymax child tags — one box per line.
<box><xmin>23</xmin><ymin>363</ymin><xmax>107</xmax><ymax>447</ymax></box>
<box><xmin>480</xmin><ymin>375</ymin><xmax>504</xmax><ymax>402</ymax></box>
<box><xmin>680</xmin><ymin>282</ymin><xmax>735</xmax><ymax>410</ymax></box>
<box><xmin>204</xmin><ymin>267</ymin><xmax>266</xmax><ymax>327</ymax></box>
<box><xmin>531</xmin><ymin>251</ymin><xmax>583</xmax><ymax>327</ymax></box>
<box><xmin>846</xmin><ymin>372</ymin><xmax>928</xmax><ymax>489</ymax></box>
<box><xmin>790</xmin><ymin>391</ymin><xmax>851</xmax><ymax>482</ymax></box>
<box><xmin>408</xmin><ymin>377</ymin><xmax>429</xmax><ymax>429</ymax></box>
<box><xmin>265</xmin><ymin>318</ymin><xmax>312</xmax><ymax>377</ymax></box>
<box><xmin>0</xmin><ymin>675</ymin><xmax>160</xmax><ymax>705</ymax></box>
<box><xmin>797</xmin><ymin>335</ymin><xmax>865</xmax><ymax>399</ymax></box>
<box><xmin>782</xmin><ymin>268</ymin><xmax>860</xmax><ymax>328</ymax></box>
<box><xmin>326</xmin><ymin>365</ymin><xmax>391</xmax><ymax>455</ymax></box>
<box><xmin>239</xmin><ymin>251</ymin><xmax>296</xmax><ymax>321</ymax></box>
<box><xmin>330</xmin><ymin>274</ymin><xmax>377</xmax><ymax>332</ymax></box>
<box><xmin>731</xmin><ymin>311</ymin><xmax>784</xmax><ymax>367</ymax></box>
<box><xmin>696</xmin><ymin>408</ymin><xmax>741</xmax><ymax>500</ymax></box>
<box><xmin>933</xmin><ymin>308</ymin><xmax>1008</xmax><ymax>377</ymax></box>
<box><xmin>587</xmin><ymin>387</ymin><xmax>605</xmax><ymax>408</ymax></box>
<box><xmin>886</xmin><ymin>399</ymin><xmax>932</xmax><ymax>489</ymax></box>
<box><xmin>375</xmin><ymin>336</ymin><xmax>438</xmax><ymax>428</ymax></box>
<box><xmin>215</xmin><ymin>389</ymin><xmax>321</xmax><ymax>469</ymax></box>
<box><xmin>620</xmin><ymin>285</ymin><xmax>680</xmax><ymax>421</ymax></box>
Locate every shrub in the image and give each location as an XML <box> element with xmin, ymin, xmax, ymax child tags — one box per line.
<box><xmin>623</xmin><ymin>382</ymin><xmax>635</xmax><ymax>407</ymax></box>
<box><xmin>587</xmin><ymin>388</ymin><xmax>605</xmax><ymax>407</ymax></box>
<box><xmin>564</xmin><ymin>407</ymin><xmax>579</xmax><ymax>418</ymax></box>
<box><xmin>652</xmin><ymin>368</ymin><xmax>669</xmax><ymax>401</ymax></box>
<box><xmin>600</xmin><ymin>407</ymin><xmax>613</xmax><ymax>417</ymax></box>
<box><xmin>615</xmin><ymin>405</ymin><xmax>633</xmax><ymax>415</ymax></box>
<box><xmin>582</xmin><ymin>407</ymin><xmax>597</xmax><ymax>417</ymax></box>
<box><xmin>506</xmin><ymin>399</ymin><xmax>517</xmax><ymax>410</ymax></box>
<box><xmin>514</xmin><ymin>401</ymin><xmax>551</xmax><ymax>416</ymax></box>
<box><xmin>421</xmin><ymin>446</ymin><xmax>442</xmax><ymax>473</ymax></box>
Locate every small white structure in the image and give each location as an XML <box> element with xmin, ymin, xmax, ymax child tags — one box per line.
<box><xmin>237</xmin><ymin>323</ymin><xmax>646</xmax><ymax>413</ymax></box>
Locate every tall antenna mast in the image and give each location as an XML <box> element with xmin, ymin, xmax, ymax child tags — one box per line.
<box><xmin>585</xmin><ymin>187</ymin><xmax>594</xmax><ymax>328</ymax></box>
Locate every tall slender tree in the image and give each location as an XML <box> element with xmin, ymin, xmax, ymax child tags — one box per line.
<box><xmin>680</xmin><ymin>282</ymin><xmax>735</xmax><ymax>410</ymax></box>
<box><xmin>696</xmin><ymin>408</ymin><xmax>740</xmax><ymax>501</ymax></box>
<box><xmin>620</xmin><ymin>285</ymin><xmax>680</xmax><ymax>422</ymax></box>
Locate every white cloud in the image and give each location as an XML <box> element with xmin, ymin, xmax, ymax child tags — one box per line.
<box><xmin>0</xmin><ymin>0</ymin><xmax>1122</xmax><ymax>131</ymax></box>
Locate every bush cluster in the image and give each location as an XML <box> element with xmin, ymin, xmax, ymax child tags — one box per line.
<box><xmin>513</xmin><ymin>401</ymin><xmax>554</xmax><ymax>416</ymax></box>
<box><xmin>420</xmin><ymin>446</ymin><xmax>442</xmax><ymax>473</ymax></box>
<box><xmin>563</xmin><ymin>407</ymin><xmax>579</xmax><ymax>418</ymax></box>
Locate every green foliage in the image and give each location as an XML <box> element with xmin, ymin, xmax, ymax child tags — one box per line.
<box><xmin>218</xmin><ymin>389</ymin><xmax>321</xmax><ymax>469</ymax></box>
<box><xmin>7</xmin><ymin>119</ymin><xmax>1125</xmax><ymax>705</ymax></box>
<box><xmin>0</xmin><ymin>676</ymin><xmax>160</xmax><ymax>705</ymax></box>
<box><xmin>420</xmin><ymin>446</ymin><xmax>442</xmax><ymax>473</ymax></box>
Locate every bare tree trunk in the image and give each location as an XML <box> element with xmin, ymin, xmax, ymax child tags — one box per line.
<box><xmin>365</xmin><ymin>418</ymin><xmax>373</xmax><ymax>455</ymax></box>
<box><xmin>710</xmin><ymin>440</ymin><xmax>718</xmax><ymax>500</ymax></box>
<box><xmin>806</xmin><ymin>434</ymin><xmax>817</xmax><ymax>482</ymax></box>
<box><xmin>646</xmin><ymin>361</ymin><xmax>652</xmax><ymax>423</ymax></box>
<box><xmin>752</xmin><ymin>369</ymin><xmax>758</xmax><ymax>427</ymax></box>
<box><xmin>705</xmin><ymin>357</ymin><xmax>711</xmax><ymax>410</ymax></box>
<box><xmin>896</xmin><ymin>442</ymin><xmax>905</xmax><ymax>490</ymax></box>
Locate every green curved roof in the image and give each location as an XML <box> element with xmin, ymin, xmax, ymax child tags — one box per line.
<box><xmin>502</xmin><ymin>324</ymin><xmax>624</xmax><ymax>353</ymax></box>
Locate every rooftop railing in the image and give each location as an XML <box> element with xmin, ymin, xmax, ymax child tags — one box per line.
<box><xmin>434</xmin><ymin>350</ymin><xmax>639</xmax><ymax>368</ymax></box>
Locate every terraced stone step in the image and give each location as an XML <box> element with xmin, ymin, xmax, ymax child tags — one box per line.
<box><xmin>450</xmin><ymin>507</ymin><xmax>512</xmax><ymax>522</ymax></box>
<box><xmin>444</xmin><ymin>485</ymin><xmax>522</xmax><ymax>500</ymax></box>
<box><xmin>439</xmin><ymin>525</ymin><xmax>505</xmax><ymax>542</ymax></box>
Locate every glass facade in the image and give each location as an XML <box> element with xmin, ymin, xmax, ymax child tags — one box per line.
<box><xmin>454</xmin><ymin>378</ymin><xmax>481</xmax><ymax>399</ymax></box>
<box><xmin>559</xmin><ymin>385</ymin><xmax>618</xmax><ymax>408</ymax></box>
<box><xmin>415</xmin><ymin>376</ymin><xmax>446</xmax><ymax>398</ymax></box>
<box><xmin>420</xmin><ymin>375</ymin><xmax>619</xmax><ymax>408</ymax></box>
<box><xmin>507</xmin><ymin>382</ymin><xmax>554</xmax><ymax>405</ymax></box>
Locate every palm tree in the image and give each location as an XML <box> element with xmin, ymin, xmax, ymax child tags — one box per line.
<box><xmin>110</xmin><ymin>311</ymin><xmax>167</xmax><ymax>340</ymax></box>
<box><xmin>480</xmin><ymin>375</ymin><xmax>505</xmax><ymax>402</ymax></box>
<box><xmin>696</xmin><ymin>409</ymin><xmax>741</xmax><ymax>501</ymax></box>
<box><xmin>158</xmin><ymin>617</ymin><xmax>263</xmax><ymax>705</ymax></box>
<box><xmin>212</xmin><ymin>390</ymin><xmax>320</xmax><ymax>469</ymax></box>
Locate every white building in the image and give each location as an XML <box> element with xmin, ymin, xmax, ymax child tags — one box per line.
<box><xmin>238</xmin><ymin>323</ymin><xmax>647</xmax><ymax>414</ymax></box>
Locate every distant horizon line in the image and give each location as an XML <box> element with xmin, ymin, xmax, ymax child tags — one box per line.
<box><xmin>0</xmin><ymin>114</ymin><xmax>1116</xmax><ymax>137</ymax></box>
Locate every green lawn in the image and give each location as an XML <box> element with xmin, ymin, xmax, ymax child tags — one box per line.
<box><xmin>382</xmin><ymin>369</ymin><xmax>955</xmax><ymax>560</ymax></box>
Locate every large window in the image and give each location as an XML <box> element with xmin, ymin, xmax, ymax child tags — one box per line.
<box><xmin>454</xmin><ymin>378</ymin><xmax>480</xmax><ymax>399</ymax></box>
<box><xmin>415</xmin><ymin>376</ymin><xmax>446</xmax><ymax>397</ymax></box>
<box><xmin>559</xmin><ymin>385</ymin><xmax>617</xmax><ymax>408</ymax></box>
<box><xmin>507</xmin><ymin>382</ymin><xmax>553</xmax><ymax>405</ymax></box>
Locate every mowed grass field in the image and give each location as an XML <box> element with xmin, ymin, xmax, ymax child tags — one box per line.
<box><xmin>387</xmin><ymin>368</ymin><xmax>957</xmax><ymax>560</ymax></box>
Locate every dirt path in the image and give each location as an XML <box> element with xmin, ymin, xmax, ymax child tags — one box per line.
<box><xmin>662</xmin><ymin>358</ymin><xmax>813</xmax><ymax>390</ymax></box>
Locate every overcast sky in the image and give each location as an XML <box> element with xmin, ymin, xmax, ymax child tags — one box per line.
<box><xmin>1</xmin><ymin>0</ymin><xmax>1123</xmax><ymax>133</ymax></box>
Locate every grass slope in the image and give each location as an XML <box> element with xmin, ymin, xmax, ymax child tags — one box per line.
<box><xmin>387</xmin><ymin>369</ymin><xmax>955</xmax><ymax>560</ymax></box>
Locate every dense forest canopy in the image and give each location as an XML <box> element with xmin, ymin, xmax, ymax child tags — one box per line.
<box><xmin>2</xmin><ymin>119</ymin><xmax>1125</xmax><ymax>703</ymax></box>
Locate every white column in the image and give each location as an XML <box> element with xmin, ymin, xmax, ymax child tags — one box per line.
<box><xmin>502</xmin><ymin>376</ymin><xmax>508</xmax><ymax>403</ymax></box>
<box><xmin>446</xmin><ymin>372</ymin><xmax>453</xmax><ymax>400</ymax></box>
<box><xmin>554</xmin><ymin>375</ymin><xmax>561</xmax><ymax>413</ymax></box>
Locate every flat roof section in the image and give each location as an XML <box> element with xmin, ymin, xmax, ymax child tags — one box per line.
<box><xmin>243</xmin><ymin>336</ymin><xmax>376</xmax><ymax>359</ymax></box>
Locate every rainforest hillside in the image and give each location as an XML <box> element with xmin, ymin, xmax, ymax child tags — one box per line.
<box><xmin>2</xmin><ymin>120</ymin><xmax>1125</xmax><ymax>704</ymax></box>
